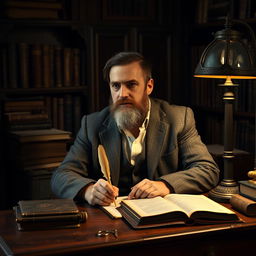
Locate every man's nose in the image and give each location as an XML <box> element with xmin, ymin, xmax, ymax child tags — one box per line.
<box><xmin>119</xmin><ymin>85</ymin><xmax>129</xmax><ymax>98</ymax></box>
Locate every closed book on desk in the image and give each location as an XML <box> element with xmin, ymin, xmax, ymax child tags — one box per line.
<box><xmin>239</xmin><ymin>180</ymin><xmax>256</xmax><ymax>201</ymax></box>
<box><xmin>14</xmin><ymin>199</ymin><xmax>87</xmax><ymax>231</ymax></box>
<box><xmin>118</xmin><ymin>194</ymin><xmax>240</xmax><ymax>229</ymax></box>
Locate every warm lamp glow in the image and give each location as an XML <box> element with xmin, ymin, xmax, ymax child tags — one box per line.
<box><xmin>194</xmin><ymin>75</ymin><xmax>256</xmax><ymax>79</ymax></box>
<box><xmin>193</xmin><ymin>18</ymin><xmax>256</xmax><ymax>202</ymax></box>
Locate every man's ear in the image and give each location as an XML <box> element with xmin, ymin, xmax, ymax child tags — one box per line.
<box><xmin>146</xmin><ymin>78</ymin><xmax>154</xmax><ymax>95</ymax></box>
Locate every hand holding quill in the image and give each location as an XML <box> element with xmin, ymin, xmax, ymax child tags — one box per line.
<box><xmin>98</xmin><ymin>145</ymin><xmax>117</xmax><ymax>206</ymax></box>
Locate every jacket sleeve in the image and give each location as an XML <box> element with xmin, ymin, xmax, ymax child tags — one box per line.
<box><xmin>160</xmin><ymin>107</ymin><xmax>220</xmax><ymax>194</ymax></box>
<box><xmin>51</xmin><ymin>115</ymin><xmax>96</xmax><ymax>199</ymax></box>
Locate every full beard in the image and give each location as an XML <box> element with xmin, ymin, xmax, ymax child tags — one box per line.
<box><xmin>111</xmin><ymin>98</ymin><xmax>148</xmax><ymax>131</ymax></box>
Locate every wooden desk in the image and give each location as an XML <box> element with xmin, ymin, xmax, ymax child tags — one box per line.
<box><xmin>0</xmin><ymin>203</ymin><xmax>256</xmax><ymax>256</ymax></box>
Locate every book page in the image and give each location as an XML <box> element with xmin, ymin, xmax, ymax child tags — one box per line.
<box><xmin>164</xmin><ymin>194</ymin><xmax>235</xmax><ymax>217</ymax></box>
<box><xmin>122</xmin><ymin>196</ymin><xmax>185</xmax><ymax>217</ymax></box>
<box><xmin>102</xmin><ymin>196</ymin><xmax>127</xmax><ymax>218</ymax></box>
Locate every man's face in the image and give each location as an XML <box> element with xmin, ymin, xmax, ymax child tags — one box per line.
<box><xmin>109</xmin><ymin>61</ymin><xmax>154</xmax><ymax>116</ymax></box>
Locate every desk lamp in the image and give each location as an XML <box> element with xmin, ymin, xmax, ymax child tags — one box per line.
<box><xmin>194</xmin><ymin>17</ymin><xmax>256</xmax><ymax>202</ymax></box>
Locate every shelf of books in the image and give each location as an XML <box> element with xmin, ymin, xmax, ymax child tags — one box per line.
<box><xmin>0</xmin><ymin>0</ymin><xmax>88</xmax><ymax>209</ymax></box>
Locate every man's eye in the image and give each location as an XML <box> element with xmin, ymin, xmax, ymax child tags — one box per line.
<box><xmin>127</xmin><ymin>82</ymin><xmax>137</xmax><ymax>88</ymax></box>
<box><xmin>111</xmin><ymin>83</ymin><xmax>120</xmax><ymax>90</ymax></box>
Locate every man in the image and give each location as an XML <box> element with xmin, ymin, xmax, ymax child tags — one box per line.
<box><xmin>51</xmin><ymin>52</ymin><xmax>219</xmax><ymax>206</ymax></box>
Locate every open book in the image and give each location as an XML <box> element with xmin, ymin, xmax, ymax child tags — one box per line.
<box><xmin>116</xmin><ymin>194</ymin><xmax>240</xmax><ymax>229</ymax></box>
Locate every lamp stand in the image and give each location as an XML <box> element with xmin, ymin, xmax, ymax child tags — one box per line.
<box><xmin>209</xmin><ymin>77</ymin><xmax>239</xmax><ymax>202</ymax></box>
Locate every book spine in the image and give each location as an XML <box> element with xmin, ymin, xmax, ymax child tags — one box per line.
<box><xmin>31</xmin><ymin>44</ymin><xmax>42</xmax><ymax>88</ymax></box>
<box><xmin>63</xmin><ymin>48</ymin><xmax>72</xmax><ymax>87</ymax></box>
<box><xmin>49</xmin><ymin>45</ymin><xmax>55</xmax><ymax>88</ymax></box>
<box><xmin>4</xmin><ymin>100</ymin><xmax>45</xmax><ymax>112</ymax></box>
<box><xmin>18</xmin><ymin>42</ymin><xmax>30</xmax><ymax>89</ymax></box>
<box><xmin>9</xmin><ymin>122</ymin><xmax>52</xmax><ymax>131</ymax></box>
<box><xmin>54</xmin><ymin>46</ymin><xmax>62</xmax><ymax>87</ymax></box>
<box><xmin>239</xmin><ymin>192</ymin><xmax>256</xmax><ymax>201</ymax></box>
<box><xmin>17</xmin><ymin>211</ymin><xmax>87</xmax><ymax>223</ymax></box>
<box><xmin>42</xmin><ymin>44</ymin><xmax>51</xmax><ymax>88</ymax></box>
<box><xmin>72</xmin><ymin>48</ymin><xmax>80</xmax><ymax>86</ymax></box>
<box><xmin>7</xmin><ymin>42</ymin><xmax>18</xmax><ymax>88</ymax></box>
<box><xmin>80</xmin><ymin>48</ymin><xmax>86</xmax><ymax>86</ymax></box>
<box><xmin>5</xmin><ymin>113</ymin><xmax>49</xmax><ymax>122</ymax></box>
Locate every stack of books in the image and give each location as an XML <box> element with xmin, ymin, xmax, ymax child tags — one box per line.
<box><xmin>4</xmin><ymin>98</ymin><xmax>52</xmax><ymax>131</ymax></box>
<box><xmin>13</xmin><ymin>198</ymin><xmax>87</xmax><ymax>230</ymax></box>
<box><xmin>230</xmin><ymin>179</ymin><xmax>256</xmax><ymax>216</ymax></box>
<box><xmin>7</xmin><ymin>128</ymin><xmax>72</xmax><ymax>200</ymax></box>
<box><xmin>0</xmin><ymin>0</ymin><xmax>63</xmax><ymax>19</ymax></box>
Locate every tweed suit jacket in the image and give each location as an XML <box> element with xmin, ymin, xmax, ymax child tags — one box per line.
<box><xmin>51</xmin><ymin>98</ymin><xmax>219</xmax><ymax>199</ymax></box>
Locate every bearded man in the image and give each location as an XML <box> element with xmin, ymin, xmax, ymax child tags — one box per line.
<box><xmin>51</xmin><ymin>52</ymin><xmax>220</xmax><ymax>206</ymax></box>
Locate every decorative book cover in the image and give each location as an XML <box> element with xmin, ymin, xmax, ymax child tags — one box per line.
<box><xmin>14</xmin><ymin>199</ymin><xmax>88</xmax><ymax>231</ymax></box>
<box><xmin>239</xmin><ymin>180</ymin><xmax>256</xmax><ymax>201</ymax></box>
<box><xmin>18</xmin><ymin>198</ymin><xmax>79</xmax><ymax>216</ymax></box>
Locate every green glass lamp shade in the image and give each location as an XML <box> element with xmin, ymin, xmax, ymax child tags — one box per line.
<box><xmin>194</xmin><ymin>28</ymin><xmax>256</xmax><ymax>79</ymax></box>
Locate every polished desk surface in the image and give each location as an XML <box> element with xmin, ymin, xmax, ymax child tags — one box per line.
<box><xmin>0</xmin><ymin>202</ymin><xmax>256</xmax><ymax>256</ymax></box>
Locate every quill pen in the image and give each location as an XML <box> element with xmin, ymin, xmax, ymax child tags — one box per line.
<box><xmin>98</xmin><ymin>145</ymin><xmax>117</xmax><ymax>206</ymax></box>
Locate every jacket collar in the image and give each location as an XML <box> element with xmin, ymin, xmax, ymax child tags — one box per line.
<box><xmin>99</xmin><ymin>115</ymin><xmax>121</xmax><ymax>186</ymax></box>
<box><xmin>146</xmin><ymin>99</ymin><xmax>169</xmax><ymax>179</ymax></box>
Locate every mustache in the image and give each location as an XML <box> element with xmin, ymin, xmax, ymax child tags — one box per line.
<box><xmin>110</xmin><ymin>99</ymin><xmax>135</xmax><ymax>112</ymax></box>
<box><xmin>114</xmin><ymin>99</ymin><xmax>134</xmax><ymax>106</ymax></box>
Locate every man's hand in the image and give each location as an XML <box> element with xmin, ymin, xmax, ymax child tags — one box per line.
<box><xmin>128</xmin><ymin>179</ymin><xmax>170</xmax><ymax>199</ymax></box>
<box><xmin>84</xmin><ymin>179</ymin><xmax>119</xmax><ymax>206</ymax></box>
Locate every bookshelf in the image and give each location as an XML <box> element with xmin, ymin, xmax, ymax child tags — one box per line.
<box><xmin>0</xmin><ymin>18</ymin><xmax>87</xmax><ymax>133</ymax></box>
<box><xmin>0</xmin><ymin>0</ymin><xmax>88</xmax><ymax>209</ymax></box>
<box><xmin>190</xmin><ymin>0</ymin><xmax>255</xmax><ymax>158</ymax></box>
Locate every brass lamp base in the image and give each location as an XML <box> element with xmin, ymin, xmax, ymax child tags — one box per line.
<box><xmin>208</xmin><ymin>180</ymin><xmax>239</xmax><ymax>203</ymax></box>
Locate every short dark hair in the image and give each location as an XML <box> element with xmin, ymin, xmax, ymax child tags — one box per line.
<box><xmin>103</xmin><ymin>52</ymin><xmax>152</xmax><ymax>83</ymax></box>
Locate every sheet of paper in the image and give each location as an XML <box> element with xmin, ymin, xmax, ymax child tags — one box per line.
<box><xmin>102</xmin><ymin>196</ymin><xmax>127</xmax><ymax>218</ymax></box>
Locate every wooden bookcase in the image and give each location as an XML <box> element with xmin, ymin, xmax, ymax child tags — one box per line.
<box><xmin>0</xmin><ymin>0</ymin><xmax>88</xmax><ymax>209</ymax></box>
<box><xmin>189</xmin><ymin>0</ymin><xmax>255</xmax><ymax>162</ymax></box>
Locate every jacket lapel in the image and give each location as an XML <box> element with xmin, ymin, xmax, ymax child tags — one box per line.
<box><xmin>146</xmin><ymin>100</ymin><xmax>169</xmax><ymax>179</ymax></box>
<box><xmin>99</xmin><ymin>117</ymin><xmax>121</xmax><ymax>186</ymax></box>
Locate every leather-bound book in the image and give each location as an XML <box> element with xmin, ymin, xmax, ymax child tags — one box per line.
<box><xmin>73</xmin><ymin>48</ymin><xmax>80</xmax><ymax>86</ymax></box>
<box><xmin>18</xmin><ymin>42</ymin><xmax>29</xmax><ymax>88</ymax></box>
<box><xmin>31</xmin><ymin>44</ymin><xmax>42</xmax><ymax>88</ymax></box>
<box><xmin>14</xmin><ymin>199</ymin><xmax>87</xmax><ymax>231</ymax></box>
<box><xmin>42</xmin><ymin>44</ymin><xmax>51</xmax><ymax>88</ymax></box>
<box><xmin>7</xmin><ymin>42</ymin><xmax>18</xmax><ymax>88</ymax></box>
<box><xmin>54</xmin><ymin>46</ymin><xmax>62</xmax><ymax>87</ymax></box>
<box><xmin>63</xmin><ymin>48</ymin><xmax>72</xmax><ymax>87</ymax></box>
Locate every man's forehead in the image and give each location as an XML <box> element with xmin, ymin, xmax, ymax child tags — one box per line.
<box><xmin>110</xmin><ymin>79</ymin><xmax>138</xmax><ymax>84</ymax></box>
<box><xmin>109</xmin><ymin>63</ymin><xmax>143</xmax><ymax>79</ymax></box>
